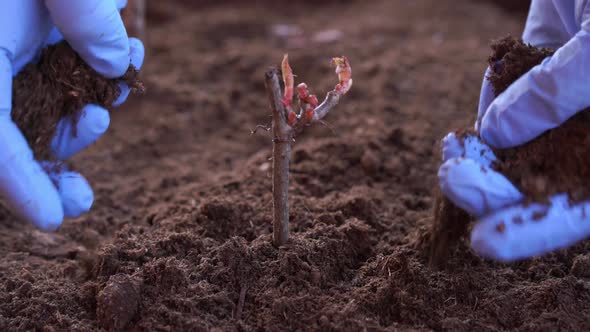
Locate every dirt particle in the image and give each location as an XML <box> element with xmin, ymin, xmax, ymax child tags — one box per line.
<box><xmin>387</xmin><ymin>127</ymin><xmax>406</xmax><ymax>148</ymax></box>
<box><xmin>143</xmin><ymin>258</ymin><xmax>187</xmax><ymax>290</ymax></box>
<box><xmin>16</xmin><ymin>281</ymin><xmax>33</xmax><ymax>298</ymax></box>
<box><xmin>532</xmin><ymin>209</ymin><xmax>548</xmax><ymax>221</ymax></box>
<box><xmin>259</xmin><ymin>162</ymin><xmax>271</xmax><ymax>172</ymax></box>
<box><xmin>94</xmin><ymin>245</ymin><xmax>122</xmax><ymax>278</ymax></box>
<box><xmin>361</xmin><ymin>149</ymin><xmax>381</xmax><ymax>174</ymax></box>
<box><xmin>571</xmin><ymin>254</ymin><xmax>590</xmax><ymax>278</ymax></box>
<box><xmin>79</xmin><ymin>282</ymin><xmax>99</xmax><ymax>313</ymax></box>
<box><xmin>310</xmin><ymin>268</ymin><xmax>322</xmax><ymax>285</ymax></box>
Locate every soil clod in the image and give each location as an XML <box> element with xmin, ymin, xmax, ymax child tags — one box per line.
<box><xmin>96</xmin><ymin>274</ymin><xmax>142</xmax><ymax>332</ymax></box>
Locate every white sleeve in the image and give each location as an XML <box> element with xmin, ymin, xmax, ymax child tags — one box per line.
<box><xmin>523</xmin><ymin>0</ymin><xmax>571</xmax><ymax>48</ymax></box>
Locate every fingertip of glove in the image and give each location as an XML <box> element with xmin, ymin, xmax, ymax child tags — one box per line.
<box><xmin>441</xmin><ymin>132</ymin><xmax>462</xmax><ymax>161</ymax></box>
<box><xmin>129</xmin><ymin>37</ymin><xmax>145</xmax><ymax>70</ymax></box>
<box><xmin>56</xmin><ymin>172</ymin><xmax>94</xmax><ymax>218</ymax></box>
<box><xmin>51</xmin><ymin>105</ymin><xmax>110</xmax><ymax>160</ymax></box>
<box><xmin>84</xmin><ymin>105</ymin><xmax>111</xmax><ymax>135</ymax></box>
<box><xmin>470</xmin><ymin>229</ymin><xmax>514</xmax><ymax>262</ymax></box>
<box><xmin>29</xmin><ymin>202</ymin><xmax>64</xmax><ymax>232</ymax></box>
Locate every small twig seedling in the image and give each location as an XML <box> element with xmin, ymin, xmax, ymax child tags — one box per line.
<box><xmin>262</xmin><ymin>55</ymin><xmax>352</xmax><ymax>246</ymax></box>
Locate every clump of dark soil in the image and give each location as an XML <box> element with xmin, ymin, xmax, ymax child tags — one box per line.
<box><xmin>488</xmin><ymin>36</ymin><xmax>590</xmax><ymax>203</ymax></box>
<box><xmin>96</xmin><ymin>274</ymin><xmax>142</xmax><ymax>331</ymax></box>
<box><xmin>486</xmin><ymin>36</ymin><xmax>553</xmax><ymax>96</ymax></box>
<box><xmin>11</xmin><ymin>41</ymin><xmax>143</xmax><ymax>161</ymax></box>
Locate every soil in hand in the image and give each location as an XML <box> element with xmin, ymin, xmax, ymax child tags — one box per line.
<box><xmin>488</xmin><ymin>36</ymin><xmax>590</xmax><ymax>204</ymax></box>
<box><xmin>11</xmin><ymin>41</ymin><xmax>143</xmax><ymax>161</ymax></box>
<box><xmin>431</xmin><ymin>36</ymin><xmax>590</xmax><ymax>263</ymax></box>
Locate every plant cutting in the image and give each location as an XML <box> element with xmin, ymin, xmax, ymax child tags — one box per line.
<box><xmin>262</xmin><ymin>54</ymin><xmax>352</xmax><ymax>246</ymax></box>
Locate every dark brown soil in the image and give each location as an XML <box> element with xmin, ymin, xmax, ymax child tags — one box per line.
<box><xmin>485</xmin><ymin>0</ymin><xmax>531</xmax><ymax>14</ymax></box>
<box><xmin>2</xmin><ymin>1</ymin><xmax>590</xmax><ymax>331</ymax></box>
<box><xmin>11</xmin><ymin>41</ymin><xmax>143</xmax><ymax>161</ymax></box>
<box><xmin>485</xmin><ymin>36</ymin><xmax>590</xmax><ymax>203</ymax></box>
<box><xmin>486</xmin><ymin>36</ymin><xmax>554</xmax><ymax>96</ymax></box>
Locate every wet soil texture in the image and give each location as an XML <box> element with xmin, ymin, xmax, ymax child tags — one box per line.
<box><xmin>1</xmin><ymin>1</ymin><xmax>590</xmax><ymax>331</ymax></box>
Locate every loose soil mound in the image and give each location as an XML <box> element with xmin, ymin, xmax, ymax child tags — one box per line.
<box><xmin>12</xmin><ymin>41</ymin><xmax>143</xmax><ymax>161</ymax></box>
<box><xmin>1</xmin><ymin>1</ymin><xmax>590</xmax><ymax>331</ymax></box>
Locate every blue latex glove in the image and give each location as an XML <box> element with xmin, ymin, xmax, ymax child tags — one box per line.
<box><xmin>438</xmin><ymin>0</ymin><xmax>590</xmax><ymax>262</ymax></box>
<box><xmin>0</xmin><ymin>0</ymin><xmax>144</xmax><ymax>231</ymax></box>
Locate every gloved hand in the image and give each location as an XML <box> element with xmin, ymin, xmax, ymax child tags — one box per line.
<box><xmin>438</xmin><ymin>0</ymin><xmax>590</xmax><ymax>262</ymax></box>
<box><xmin>0</xmin><ymin>0</ymin><xmax>144</xmax><ymax>231</ymax></box>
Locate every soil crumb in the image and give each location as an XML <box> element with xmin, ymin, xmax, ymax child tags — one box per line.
<box><xmin>11</xmin><ymin>41</ymin><xmax>143</xmax><ymax>161</ymax></box>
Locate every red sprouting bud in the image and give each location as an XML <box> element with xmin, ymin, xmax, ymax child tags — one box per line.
<box><xmin>297</xmin><ymin>83</ymin><xmax>318</xmax><ymax>109</ymax></box>
<box><xmin>288</xmin><ymin>110</ymin><xmax>297</xmax><ymax>126</ymax></box>
<box><xmin>305</xmin><ymin>108</ymin><xmax>314</xmax><ymax>121</ymax></box>
<box><xmin>297</xmin><ymin>83</ymin><xmax>309</xmax><ymax>100</ymax></box>
<box><xmin>281</xmin><ymin>54</ymin><xmax>294</xmax><ymax>106</ymax></box>
<box><xmin>332</xmin><ymin>56</ymin><xmax>352</xmax><ymax>94</ymax></box>
<box><xmin>307</xmin><ymin>95</ymin><xmax>319</xmax><ymax>108</ymax></box>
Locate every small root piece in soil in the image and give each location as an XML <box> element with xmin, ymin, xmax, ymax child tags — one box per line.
<box><xmin>235</xmin><ymin>285</ymin><xmax>248</xmax><ymax>320</ymax></box>
<box><xmin>11</xmin><ymin>41</ymin><xmax>144</xmax><ymax>161</ymax></box>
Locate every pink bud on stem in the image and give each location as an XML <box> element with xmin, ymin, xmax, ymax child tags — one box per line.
<box><xmin>263</xmin><ymin>54</ymin><xmax>353</xmax><ymax>247</ymax></box>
